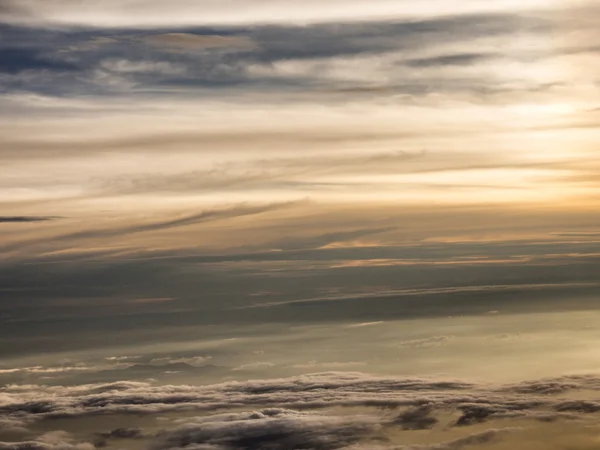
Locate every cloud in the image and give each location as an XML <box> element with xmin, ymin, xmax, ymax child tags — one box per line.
<box><xmin>0</xmin><ymin>200</ymin><xmax>305</xmax><ymax>253</ymax></box>
<box><xmin>151</xmin><ymin>408</ymin><xmax>379</xmax><ymax>450</ymax></box>
<box><xmin>94</xmin><ymin>426</ymin><xmax>144</xmax><ymax>445</ymax></box>
<box><xmin>149</xmin><ymin>356</ymin><xmax>211</xmax><ymax>367</ymax></box>
<box><xmin>143</xmin><ymin>33</ymin><xmax>256</xmax><ymax>51</ymax></box>
<box><xmin>0</xmin><ymin>431</ymin><xmax>94</xmax><ymax>450</ymax></box>
<box><xmin>287</xmin><ymin>361</ymin><xmax>367</xmax><ymax>370</ymax></box>
<box><xmin>397</xmin><ymin>336</ymin><xmax>453</xmax><ymax>349</ymax></box>
<box><xmin>0</xmin><ymin>0</ymin><xmax>557</xmax><ymax>28</ymax></box>
<box><xmin>393</xmin><ymin>405</ymin><xmax>438</xmax><ymax>430</ymax></box>
<box><xmin>3</xmin><ymin>235</ymin><xmax>600</xmax><ymax>360</ymax></box>
<box><xmin>112</xmin><ymin>202</ymin><xmax>293</xmax><ymax>235</ymax></box>
<box><xmin>3</xmin><ymin>372</ymin><xmax>600</xmax><ymax>449</ymax></box>
<box><xmin>98</xmin><ymin>151</ymin><xmax>423</xmax><ymax>196</ymax></box>
<box><xmin>3</xmin><ymin>371</ymin><xmax>600</xmax><ymax>424</ymax></box>
<box><xmin>454</xmin><ymin>405</ymin><xmax>495</xmax><ymax>426</ymax></box>
<box><xmin>399</xmin><ymin>429</ymin><xmax>511</xmax><ymax>450</ymax></box>
<box><xmin>403</xmin><ymin>52</ymin><xmax>496</xmax><ymax>68</ymax></box>
<box><xmin>0</xmin><ymin>11</ymin><xmax>561</xmax><ymax>99</ymax></box>
<box><xmin>347</xmin><ymin>322</ymin><xmax>384</xmax><ymax>328</ymax></box>
<box><xmin>0</xmin><ymin>49</ymin><xmax>78</xmax><ymax>75</ymax></box>
<box><xmin>0</xmin><ymin>130</ymin><xmax>422</xmax><ymax>162</ymax></box>
<box><xmin>99</xmin><ymin>59</ymin><xmax>186</xmax><ymax>75</ymax></box>
<box><xmin>266</xmin><ymin>228</ymin><xmax>395</xmax><ymax>251</ymax></box>
<box><xmin>0</xmin><ymin>417</ymin><xmax>29</xmax><ymax>435</ymax></box>
<box><xmin>554</xmin><ymin>400</ymin><xmax>600</xmax><ymax>414</ymax></box>
<box><xmin>233</xmin><ymin>362</ymin><xmax>276</xmax><ymax>372</ymax></box>
<box><xmin>0</xmin><ymin>1</ymin><xmax>28</xmax><ymax>18</ymax></box>
<box><xmin>102</xmin><ymin>427</ymin><xmax>142</xmax><ymax>438</ymax></box>
<box><xmin>240</xmin><ymin>283</ymin><xmax>600</xmax><ymax>310</ymax></box>
<box><xmin>0</xmin><ymin>216</ymin><xmax>58</xmax><ymax>223</ymax></box>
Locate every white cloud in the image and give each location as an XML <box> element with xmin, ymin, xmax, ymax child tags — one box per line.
<box><xmin>232</xmin><ymin>362</ymin><xmax>276</xmax><ymax>371</ymax></box>
<box><xmin>99</xmin><ymin>59</ymin><xmax>187</xmax><ymax>75</ymax></box>
<box><xmin>149</xmin><ymin>356</ymin><xmax>212</xmax><ymax>366</ymax></box>
<box><xmin>3</xmin><ymin>0</ymin><xmax>568</xmax><ymax>28</ymax></box>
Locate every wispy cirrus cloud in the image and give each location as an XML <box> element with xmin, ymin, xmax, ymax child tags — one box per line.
<box><xmin>0</xmin><ymin>0</ymin><xmax>566</xmax><ymax>28</ymax></box>
<box><xmin>0</xmin><ymin>200</ymin><xmax>305</xmax><ymax>255</ymax></box>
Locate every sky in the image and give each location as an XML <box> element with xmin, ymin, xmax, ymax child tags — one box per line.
<box><xmin>1</xmin><ymin>0</ymin><xmax>600</xmax><ymax>449</ymax></box>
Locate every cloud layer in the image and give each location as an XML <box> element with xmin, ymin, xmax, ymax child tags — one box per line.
<box><xmin>2</xmin><ymin>372</ymin><xmax>600</xmax><ymax>449</ymax></box>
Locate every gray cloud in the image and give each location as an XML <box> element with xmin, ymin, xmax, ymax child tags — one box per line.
<box><xmin>94</xmin><ymin>426</ymin><xmax>144</xmax><ymax>446</ymax></box>
<box><xmin>1</xmin><ymin>372</ymin><xmax>599</xmax><ymax>450</ymax></box>
<box><xmin>397</xmin><ymin>429</ymin><xmax>511</xmax><ymax>450</ymax></box>
<box><xmin>142</xmin><ymin>33</ymin><xmax>256</xmax><ymax>51</ymax></box>
<box><xmin>0</xmin><ymin>216</ymin><xmax>58</xmax><ymax>223</ymax></box>
<box><xmin>0</xmin><ymin>431</ymin><xmax>94</xmax><ymax>450</ymax></box>
<box><xmin>455</xmin><ymin>405</ymin><xmax>495</xmax><ymax>426</ymax></box>
<box><xmin>393</xmin><ymin>405</ymin><xmax>438</xmax><ymax>430</ymax></box>
<box><xmin>151</xmin><ymin>409</ymin><xmax>379</xmax><ymax>450</ymax></box>
<box><xmin>2</xmin><ymin>372</ymin><xmax>600</xmax><ymax>424</ymax></box>
<box><xmin>2</xmin><ymin>233</ymin><xmax>600</xmax><ymax>361</ymax></box>
<box><xmin>0</xmin><ymin>442</ymin><xmax>93</xmax><ymax>450</ymax></box>
<box><xmin>0</xmin><ymin>12</ymin><xmax>559</xmax><ymax>99</ymax></box>
<box><xmin>403</xmin><ymin>52</ymin><xmax>496</xmax><ymax>68</ymax></box>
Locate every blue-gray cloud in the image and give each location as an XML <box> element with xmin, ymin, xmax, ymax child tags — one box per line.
<box><xmin>0</xmin><ymin>12</ymin><xmax>555</xmax><ymax>97</ymax></box>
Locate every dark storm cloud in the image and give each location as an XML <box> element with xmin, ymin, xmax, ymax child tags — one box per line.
<box><xmin>0</xmin><ymin>216</ymin><xmax>58</xmax><ymax>223</ymax></box>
